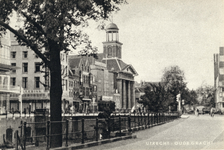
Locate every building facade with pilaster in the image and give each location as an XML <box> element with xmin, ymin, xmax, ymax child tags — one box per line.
<box><xmin>214</xmin><ymin>47</ymin><xmax>224</xmax><ymax>112</ymax></box>
<box><xmin>0</xmin><ymin>31</ymin><xmax>20</xmax><ymax>115</ymax></box>
<box><xmin>100</xmin><ymin>23</ymin><xmax>138</xmax><ymax>110</ymax></box>
<box><xmin>9</xmin><ymin>33</ymin><xmax>74</xmax><ymax>113</ymax></box>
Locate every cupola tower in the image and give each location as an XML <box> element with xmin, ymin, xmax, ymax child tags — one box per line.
<box><xmin>103</xmin><ymin>23</ymin><xmax>123</xmax><ymax>59</ymax></box>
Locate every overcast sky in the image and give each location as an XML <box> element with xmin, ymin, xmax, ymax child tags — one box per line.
<box><xmin>10</xmin><ymin>0</ymin><xmax>224</xmax><ymax>90</ymax></box>
<box><xmin>81</xmin><ymin>0</ymin><xmax>224</xmax><ymax>90</ymax></box>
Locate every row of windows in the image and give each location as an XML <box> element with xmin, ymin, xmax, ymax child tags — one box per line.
<box><xmin>11</xmin><ymin>62</ymin><xmax>42</xmax><ymax>73</ymax></box>
<box><xmin>81</xmin><ymin>87</ymin><xmax>90</xmax><ymax>96</ymax></box>
<box><xmin>11</xmin><ymin>51</ymin><xmax>69</xmax><ymax>60</ymax></box>
<box><xmin>81</xmin><ymin>65</ymin><xmax>90</xmax><ymax>72</ymax></box>
<box><xmin>83</xmin><ymin>75</ymin><xmax>90</xmax><ymax>84</ymax></box>
<box><xmin>11</xmin><ymin>51</ymin><xmax>34</xmax><ymax>59</ymax></box>
<box><xmin>10</xmin><ymin>77</ymin><xmax>40</xmax><ymax>89</ymax></box>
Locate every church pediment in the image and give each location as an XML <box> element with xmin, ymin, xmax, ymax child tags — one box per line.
<box><xmin>121</xmin><ymin>65</ymin><xmax>138</xmax><ymax>76</ymax></box>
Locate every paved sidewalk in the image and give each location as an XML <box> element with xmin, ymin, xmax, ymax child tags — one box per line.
<box><xmin>80</xmin><ymin>114</ymin><xmax>224</xmax><ymax>150</ymax></box>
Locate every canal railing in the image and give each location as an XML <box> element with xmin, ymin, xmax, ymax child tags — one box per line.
<box><xmin>14</xmin><ymin>111</ymin><xmax>180</xmax><ymax>150</ymax></box>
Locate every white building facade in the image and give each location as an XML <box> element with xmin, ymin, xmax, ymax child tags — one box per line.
<box><xmin>214</xmin><ymin>47</ymin><xmax>224</xmax><ymax>112</ymax></box>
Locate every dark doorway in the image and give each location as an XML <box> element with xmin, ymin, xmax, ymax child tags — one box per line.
<box><xmin>6</xmin><ymin>128</ymin><xmax>13</xmax><ymax>142</ymax></box>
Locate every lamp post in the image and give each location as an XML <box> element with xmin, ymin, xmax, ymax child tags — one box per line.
<box><xmin>19</xmin><ymin>86</ymin><xmax>23</xmax><ymax>117</ymax></box>
<box><xmin>176</xmin><ymin>93</ymin><xmax>181</xmax><ymax>113</ymax></box>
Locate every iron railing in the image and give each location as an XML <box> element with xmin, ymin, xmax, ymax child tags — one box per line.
<box><xmin>15</xmin><ymin>111</ymin><xmax>180</xmax><ymax>150</ymax></box>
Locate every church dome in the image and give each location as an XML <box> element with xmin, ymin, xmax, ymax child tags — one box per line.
<box><xmin>106</xmin><ymin>23</ymin><xmax>119</xmax><ymax>31</ymax></box>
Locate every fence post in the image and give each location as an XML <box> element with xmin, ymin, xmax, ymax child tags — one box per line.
<box><xmin>23</xmin><ymin>122</ymin><xmax>27</xmax><ymax>150</ymax></box>
<box><xmin>15</xmin><ymin>130</ymin><xmax>18</xmax><ymax>150</ymax></box>
<box><xmin>143</xmin><ymin>113</ymin><xmax>146</xmax><ymax>128</ymax></box>
<box><xmin>154</xmin><ymin>113</ymin><xmax>156</xmax><ymax>125</ymax></box>
<box><xmin>141</xmin><ymin>112</ymin><xmax>142</xmax><ymax>126</ymax></box>
<box><xmin>20</xmin><ymin>121</ymin><xmax>23</xmax><ymax>138</ymax></box>
<box><xmin>128</xmin><ymin>115</ymin><xmax>131</xmax><ymax>132</ymax></box>
<box><xmin>108</xmin><ymin>117</ymin><xmax>111</xmax><ymax>139</ymax></box>
<box><xmin>158</xmin><ymin>113</ymin><xmax>160</xmax><ymax>124</ymax></box>
<box><xmin>147</xmin><ymin>112</ymin><xmax>149</xmax><ymax>127</ymax></box>
<box><xmin>46</xmin><ymin>121</ymin><xmax>50</xmax><ymax>150</ymax></box>
<box><xmin>119</xmin><ymin>114</ymin><xmax>121</xmax><ymax>136</ymax></box>
<box><xmin>81</xmin><ymin>118</ymin><xmax>84</xmax><ymax>144</ymax></box>
<box><xmin>96</xmin><ymin>117</ymin><xmax>98</xmax><ymax>141</ymax></box>
<box><xmin>66</xmin><ymin>119</ymin><xmax>69</xmax><ymax>147</ymax></box>
<box><xmin>138</xmin><ymin>112</ymin><xmax>140</xmax><ymax>127</ymax></box>
<box><xmin>134</xmin><ymin>112</ymin><xmax>136</xmax><ymax>129</ymax></box>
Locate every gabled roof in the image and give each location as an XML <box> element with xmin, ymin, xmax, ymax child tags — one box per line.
<box><xmin>101</xmin><ymin>58</ymin><xmax>138</xmax><ymax>75</ymax></box>
<box><xmin>121</xmin><ymin>64</ymin><xmax>138</xmax><ymax>76</ymax></box>
<box><xmin>117</xmin><ymin>59</ymin><xmax>127</xmax><ymax>70</ymax></box>
<box><xmin>103</xmin><ymin>59</ymin><xmax>120</xmax><ymax>71</ymax></box>
<box><xmin>69</xmin><ymin>53</ymin><xmax>138</xmax><ymax>76</ymax></box>
<box><xmin>68</xmin><ymin>55</ymin><xmax>81</xmax><ymax>69</ymax></box>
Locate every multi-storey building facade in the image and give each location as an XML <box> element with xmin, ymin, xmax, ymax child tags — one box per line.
<box><xmin>69</xmin><ymin>55</ymin><xmax>115</xmax><ymax>112</ymax></box>
<box><xmin>0</xmin><ymin>31</ymin><xmax>20</xmax><ymax>115</ymax></box>
<box><xmin>214</xmin><ymin>47</ymin><xmax>224</xmax><ymax>112</ymax></box>
<box><xmin>9</xmin><ymin>33</ymin><xmax>73</xmax><ymax>113</ymax></box>
<box><xmin>69</xmin><ymin>23</ymin><xmax>138</xmax><ymax>110</ymax></box>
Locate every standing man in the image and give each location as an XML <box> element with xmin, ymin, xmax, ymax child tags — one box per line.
<box><xmin>210</xmin><ymin>107</ymin><xmax>215</xmax><ymax>117</ymax></box>
<box><xmin>197</xmin><ymin>109</ymin><xmax>199</xmax><ymax>116</ymax></box>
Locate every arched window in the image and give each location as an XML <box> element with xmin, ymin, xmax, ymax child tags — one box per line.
<box><xmin>108</xmin><ymin>46</ymin><xmax>112</xmax><ymax>57</ymax></box>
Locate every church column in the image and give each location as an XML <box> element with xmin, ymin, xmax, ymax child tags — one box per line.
<box><xmin>128</xmin><ymin>81</ymin><xmax>131</xmax><ymax>109</ymax></box>
<box><xmin>117</xmin><ymin>80</ymin><xmax>122</xmax><ymax>109</ymax></box>
<box><xmin>132</xmin><ymin>81</ymin><xmax>135</xmax><ymax>108</ymax></box>
<box><xmin>123</xmin><ymin>80</ymin><xmax>126</xmax><ymax>109</ymax></box>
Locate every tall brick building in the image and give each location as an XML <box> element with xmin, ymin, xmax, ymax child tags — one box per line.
<box><xmin>214</xmin><ymin>47</ymin><xmax>224</xmax><ymax>111</ymax></box>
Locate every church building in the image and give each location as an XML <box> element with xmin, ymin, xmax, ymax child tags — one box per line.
<box><xmin>69</xmin><ymin>23</ymin><xmax>138</xmax><ymax>110</ymax></box>
<box><xmin>100</xmin><ymin>23</ymin><xmax>138</xmax><ymax>109</ymax></box>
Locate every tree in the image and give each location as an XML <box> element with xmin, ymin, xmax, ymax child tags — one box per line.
<box><xmin>181</xmin><ymin>88</ymin><xmax>198</xmax><ymax>105</ymax></box>
<box><xmin>161</xmin><ymin>66</ymin><xmax>187</xmax><ymax>108</ymax></box>
<box><xmin>196</xmin><ymin>85</ymin><xmax>215</xmax><ymax>106</ymax></box>
<box><xmin>140</xmin><ymin>83</ymin><xmax>174</xmax><ymax>112</ymax></box>
<box><xmin>0</xmin><ymin>0</ymin><xmax>126</xmax><ymax>147</ymax></box>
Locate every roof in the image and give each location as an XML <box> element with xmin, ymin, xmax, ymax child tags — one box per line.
<box><xmin>68</xmin><ymin>53</ymin><xmax>138</xmax><ymax>76</ymax></box>
<box><xmin>106</xmin><ymin>23</ymin><xmax>119</xmax><ymax>31</ymax></box>
<box><xmin>68</xmin><ymin>55</ymin><xmax>81</xmax><ymax>69</ymax></box>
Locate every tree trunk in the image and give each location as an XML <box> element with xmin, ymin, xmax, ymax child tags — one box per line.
<box><xmin>49</xmin><ymin>43</ymin><xmax>62</xmax><ymax>148</ymax></box>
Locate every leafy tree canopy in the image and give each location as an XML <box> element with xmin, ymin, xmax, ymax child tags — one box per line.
<box><xmin>0</xmin><ymin>0</ymin><xmax>126</xmax><ymax>147</ymax></box>
<box><xmin>0</xmin><ymin>0</ymin><xmax>126</xmax><ymax>64</ymax></box>
<box><xmin>161</xmin><ymin>65</ymin><xmax>186</xmax><ymax>96</ymax></box>
<box><xmin>181</xmin><ymin>88</ymin><xmax>198</xmax><ymax>105</ymax></box>
<box><xmin>196</xmin><ymin>84</ymin><xmax>215</xmax><ymax>106</ymax></box>
<box><xmin>140</xmin><ymin>83</ymin><xmax>174</xmax><ymax>112</ymax></box>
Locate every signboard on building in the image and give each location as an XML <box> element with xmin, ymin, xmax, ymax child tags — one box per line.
<box><xmin>10</xmin><ymin>90</ymin><xmax>49</xmax><ymax>100</ymax></box>
<box><xmin>102</xmin><ymin>96</ymin><xmax>113</xmax><ymax>101</ymax></box>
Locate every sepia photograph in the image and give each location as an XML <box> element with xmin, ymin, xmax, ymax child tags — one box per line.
<box><xmin>0</xmin><ymin>0</ymin><xmax>223</xmax><ymax>150</ymax></box>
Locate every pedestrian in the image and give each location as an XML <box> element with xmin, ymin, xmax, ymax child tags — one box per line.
<box><xmin>197</xmin><ymin>109</ymin><xmax>199</xmax><ymax>116</ymax></box>
<box><xmin>210</xmin><ymin>107</ymin><xmax>215</xmax><ymax>117</ymax></box>
<box><xmin>138</xmin><ymin>107</ymin><xmax>141</xmax><ymax>114</ymax></box>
